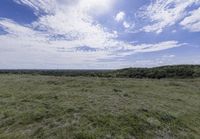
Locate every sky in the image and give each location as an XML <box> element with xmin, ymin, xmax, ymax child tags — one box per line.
<box><xmin>0</xmin><ymin>0</ymin><xmax>200</xmax><ymax>69</ymax></box>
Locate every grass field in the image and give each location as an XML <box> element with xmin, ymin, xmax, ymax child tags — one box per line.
<box><xmin>0</xmin><ymin>74</ymin><xmax>200</xmax><ymax>139</ymax></box>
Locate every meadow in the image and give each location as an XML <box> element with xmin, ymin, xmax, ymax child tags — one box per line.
<box><xmin>0</xmin><ymin>74</ymin><xmax>200</xmax><ymax>139</ymax></box>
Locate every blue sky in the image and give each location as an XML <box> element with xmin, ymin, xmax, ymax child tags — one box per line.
<box><xmin>0</xmin><ymin>0</ymin><xmax>200</xmax><ymax>69</ymax></box>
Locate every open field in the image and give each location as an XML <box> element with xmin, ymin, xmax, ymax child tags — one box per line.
<box><xmin>0</xmin><ymin>74</ymin><xmax>200</xmax><ymax>139</ymax></box>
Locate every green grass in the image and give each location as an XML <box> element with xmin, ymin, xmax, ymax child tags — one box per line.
<box><xmin>0</xmin><ymin>74</ymin><xmax>200</xmax><ymax>139</ymax></box>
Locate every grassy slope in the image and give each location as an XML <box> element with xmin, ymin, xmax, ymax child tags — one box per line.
<box><xmin>0</xmin><ymin>74</ymin><xmax>200</xmax><ymax>139</ymax></box>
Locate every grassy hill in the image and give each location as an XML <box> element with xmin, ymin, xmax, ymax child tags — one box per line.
<box><xmin>0</xmin><ymin>74</ymin><xmax>200</xmax><ymax>138</ymax></box>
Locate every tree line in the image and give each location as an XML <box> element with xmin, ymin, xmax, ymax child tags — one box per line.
<box><xmin>0</xmin><ymin>65</ymin><xmax>200</xmax><ymax>79</ymax></box>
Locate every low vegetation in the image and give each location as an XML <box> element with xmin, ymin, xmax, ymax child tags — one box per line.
<box><xmin>114</xmin><ymin>65</ymin><xmax>200</xmax><ymax>79</ymax></box>
<box><xmin>1</xmin><ymin>65</ymin><xmax>200</xmax><ymax>79</ymax></box>
<box><xmin>0</xmin><ymin>74</ymin><xmax>200</xmax><ymax>138</ymax></box>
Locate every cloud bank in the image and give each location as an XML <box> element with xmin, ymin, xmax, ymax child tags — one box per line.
<box><xmin>0</xmin><ymin>0</ymin><xmax>196</xmax><ymax>68</ymax></box>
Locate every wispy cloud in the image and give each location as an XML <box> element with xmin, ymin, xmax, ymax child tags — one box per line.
<box><xmin>180</xmin><ymin>7</ymin><xmax>200</xmax><ymax>32</ymax></box>
<box><xmin>138</xmin><ymin>0</ymin><xmax>200</xmax><ymax>33</ymax></box>
<box><xmin>115</xmin><ymin>11</ymin><xmax>125</xmax><ymax>22</ymax></box>
<box><xmin>0</xmin><ymin>0</ymin><xmax>187</xmax><ymax>68</ymax></box>
<box><xmin>115</xmin><ymin>11</ymin><xmax>133</xmax><ymax>29</ymax></box>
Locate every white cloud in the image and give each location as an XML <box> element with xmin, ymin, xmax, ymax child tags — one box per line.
<box><xmin>135</xmin><ymin>41</ymin><xmax>183</xmax><ymax>53</ymax></box>
<box><xmin>115</xmin><ymin>11</ymin><xmax>125</xmax><ymax>22</ymax></box>
<box><xmin>123</xmin><ymin>21</ymin><xmax>130</xmax><ymax>28</ymax></box>
<box><xmin>79</xmin><ymin>0</ymin><xmax>115</xmax><ymax>15</ymax></box>
<box><xmin>0</xmin><ymin>0</ymin><xmax>186</xmax><ymax>68</ymax></box>
<box><xmin>139</xmin><ymin>0</ymin><xmax>200</xmax><ymax>33</ymax></box>
<box><xmin>15</xmin><ymin>0</ymin><xmax>115</xmax><ymax>15</ymax></box>
<box><xmin>180</xmin><ymin>7</ymin><xmax>200</xmax><ymax>32</ymax></box>
<box><xmin>14</xmin><ymin>0</ymin><xmax>58</xmax><ymax>15</ymax></box>
<box><xmin>115</xmin><ymin>41</ymin><xmax>184</xmax><ymax>57</ymax></box>
<box><xmin>115</xmin><ymin>11</ymin><xmax>134</xmax><ymax>29</ymax></box>
<box><xmin>13</xmin><ymin>0</ymin><xmax>119</xmax><ymax>50</ymax></box>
